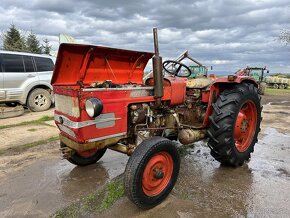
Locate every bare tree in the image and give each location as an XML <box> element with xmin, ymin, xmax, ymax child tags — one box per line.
<box><xmin>279</xmin><ymin>30</ymin><xmax>290</xmax><ymax>45</ymax></box>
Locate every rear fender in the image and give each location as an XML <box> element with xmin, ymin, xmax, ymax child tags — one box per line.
<box><xmin>202</xmin><ymin>77</ymin><xmax>258</xmax><ymax>127</ymax></box>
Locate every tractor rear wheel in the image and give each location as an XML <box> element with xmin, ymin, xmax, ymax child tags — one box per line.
<box><xmin>207</xmin><ymin>83</ymin><xmax>262</xmax><ymax>166</ymax></box>
<box><xmin>124</xmin><ymin>137</ymin><xmax>180</xmax><ymax>209</ymax></box>
<box><xmin>61</xmin><ymin>142</ymin><xmax>106</xmax><ymax>166</ymax></box>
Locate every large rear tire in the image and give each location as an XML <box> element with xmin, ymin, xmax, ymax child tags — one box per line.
<box><xmin>207</xmin><ymin>83</ymin><xmax>262</xmax><ymax>166</ymax></box>
<box><xmin>124</xmin><ymin>137</ymin><xmax>180</xmax><ymax>209</ymax></box>
<box><xmin>61</xmin><ymin>142</ymin><xmax>106</xmax><ymax>166</ymax></box>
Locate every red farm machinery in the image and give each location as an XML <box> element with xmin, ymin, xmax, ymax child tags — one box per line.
<box><xmin>52</xmin><ymin>28</ymin><xmax>262</xmax><ymax>208</ymax></box>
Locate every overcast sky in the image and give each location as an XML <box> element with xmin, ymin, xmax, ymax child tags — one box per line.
<box><xmin>0</xmin><ymin>0</ymin><xmax>290</xmax><ymax>73</ymax></box>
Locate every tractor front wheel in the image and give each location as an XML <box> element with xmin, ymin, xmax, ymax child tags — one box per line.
<box><xmin>61</xmin><ymin>142</ymin><xmax>106</xmax><ymax>166</ymax></box>
<box><xmin>207</xmin><ymin>83</ymin><xmax>262</xmax><ymax>166</ymax></box>
<box><xmin>258</xmin><ymin>82</ymin><xmax>266</xmax><ymax>95</ymax></box>
<box><xmin>124</xmin><ymin>137</ymin><xmax>180</xmax><ymax>209</ymax></box>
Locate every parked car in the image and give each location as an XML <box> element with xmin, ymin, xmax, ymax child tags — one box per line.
<box><xmin>0</xmin><ymin>50</ymin><xmax>55</xmax><ymax>112</ymax></box>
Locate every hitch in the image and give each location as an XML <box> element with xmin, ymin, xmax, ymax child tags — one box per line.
<box><xmin>60</xmin><ymin>146</ymin><xmax>73</xmax><ymax>159</ymax></box>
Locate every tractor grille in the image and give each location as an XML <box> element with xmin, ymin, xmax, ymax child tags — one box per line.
<box><xmin>55</xmin><ymin>94</ymin><xmax>80</xmax><ymax>118</ymax></box>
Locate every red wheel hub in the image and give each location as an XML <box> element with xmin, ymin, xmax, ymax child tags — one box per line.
<box><xmin>234</xmin><ymin>100</ymin><xmax>257</xmax><ymax>152</ymax></box>
<box><xmin>142</xmin><ymin>152</ymin><xmax>173</xmax><ymax>196</ymax></box>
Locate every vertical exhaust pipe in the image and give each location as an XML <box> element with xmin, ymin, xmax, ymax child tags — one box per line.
<box><xmin>152</xmin><ymin>28</ymin><xmax>164</xmax><ymax>107</ymax></box>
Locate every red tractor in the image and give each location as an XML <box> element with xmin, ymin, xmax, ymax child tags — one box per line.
<box><xmin>52</xmin><ymin>29</ymin><xmax>261</xmax><ymax>209</ymax></box>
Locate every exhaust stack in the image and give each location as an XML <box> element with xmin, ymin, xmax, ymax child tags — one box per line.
<box><xmin>152</xmin><ymin>28</ymin><xmax>164</xmax><ymax>106</ymax></box>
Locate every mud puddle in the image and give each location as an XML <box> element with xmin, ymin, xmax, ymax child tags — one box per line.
<box><xmin>0</xmin><ymin>150</ymin><xmax>128</xmax><ymax>217</ymax></box>
<box><xmin>266</xmin><ymin>100</ymin><xmax>290</xmax><ymax>106</ymax></box>
<box><xmin>102</xmin><ymin>127</ymin><xmax>290</xmax><ymax>217</ymax></box>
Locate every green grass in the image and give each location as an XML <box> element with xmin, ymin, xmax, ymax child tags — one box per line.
<box><xmin>0</xmin><ymin>136</ymin><xmax>59</xmax><ymax>156</ymax></box>
<box><xmin>27</xmin><ymin>128</ymin><xmax>37</xmax><ymax>132</ymax></box>
<box><xmin>97</xmin><ymin>179</ymin><xmax>125</xmax><ymax>212</ymax></box>
<box><xmin>37</xmin><ymin>115</ymin><xmax>54</xmax><ymax>122</ymax></box>
<box><xmin>266</xmin><ymin>87</ymin><xmax>290</xmax><ymax>95</ymax></box>
<box><xmin>53</xmin><ymin>177</ymin><xmax>125</xmax><ymax>218</ymax></box>
<box><xmin>0</xmin><ymin>115</ymin><xmax>54</xmax><ymax>129</ymax></box>
<box><xmin>0</xmin><ymin>149</ymin><xmax>5</xmax><ymax>156</ymax></box>
<box><xmin>53</xmin><ymin>202</ymin><xmax>81</xmax><ymax>218</ymax></box>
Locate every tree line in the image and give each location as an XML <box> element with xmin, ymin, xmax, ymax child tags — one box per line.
<box><xmin>1</xmin><ymin>24</ymin><xmax>52</xmax><ymax>54</ymax></box>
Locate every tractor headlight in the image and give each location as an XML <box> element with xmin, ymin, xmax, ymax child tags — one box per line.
<box><xmin>85</xmin><ymin>98</ymin><xmax>103</xmax><ymax>118</ymax></box>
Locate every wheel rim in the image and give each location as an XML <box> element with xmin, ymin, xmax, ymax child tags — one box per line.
<box><xmin>77</xmin><ymin>149</ymin><xmax>97</xmax><ymax>157</ymax></box>
<box><xmin>34</xmin><ymin>94</ymin><xmax>47</xmax><ymax>107</ymax></box>
<box><xmin>142</xmin><ymin>151</ymin><xmax>173</xmax><ymax>196</ymax></box>
<box><xmin>234</xmin><ymin>100</ymin><xmax>257</xmax><ymax>152</ymax></box>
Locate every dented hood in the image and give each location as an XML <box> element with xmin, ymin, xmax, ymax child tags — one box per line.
<box><xmin>51</xmin><ymin>43</ymin><xmax>154</xmax><ymax>86</ymax></box>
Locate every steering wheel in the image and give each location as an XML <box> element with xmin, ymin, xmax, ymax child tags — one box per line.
<box><xmin>162</xmin><ymin>60</ymin><xmax>192</xmax><ymax>77</ymax></box>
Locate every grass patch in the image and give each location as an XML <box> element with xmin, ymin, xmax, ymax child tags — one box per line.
<box><xmin>0</xmin><ymin>115</ymin><xmax>54</xmax><ymax>129</ymax></box>
<box><xmin>0</xmin><ymin>136</ymin><xmax>59</xmax><ymax>156</ymax></box>
<box><xmin>27</xmin><ymin>128</ymin><xmax>37</xmax><ymax>132</ymax></box>
<box><xmin>266</xmin><ymin>87</ymin><xmax>290</xmax><ymax>95</ymax></box>
<box><xmin>0</xmin><ymin>149</ymin><xmax>5</xmax><ymax>156</ymax></box>
<box><xmin>53</xmin><ymin>177</ymin><xmax>125</xmax><ymax>218</ymax></box>
<box><xmin>37</xmin><ymin>115</ymin><xmax>54</xmax><ymax>122</ymax></box>
<box><xmin>97</xmin><ymin>179</ymin><xmax>125</xmax><ymax>212</ymax></box>
<box><xmin>53</xmin><ymin>202</ymin><xmax>81</xmax><ymax>218</ymax></box>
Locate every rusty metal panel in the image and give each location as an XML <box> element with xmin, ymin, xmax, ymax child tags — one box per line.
<box><xmin>55</xmin><ymin>94</ymin><xmax>80</xmax><ymax>118</ymax></box>
<box><xmin>165</xmin><ymin>77</ymin><xmax>187</xmax><ymax>105</ymax></box>
<box><xmin>52</xmin><ymin>44</ymin><xmax>154</xmax><ymax>86</ymax></box>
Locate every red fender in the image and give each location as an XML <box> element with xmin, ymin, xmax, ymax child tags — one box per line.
<box><xmin>202</xmin><ymin>76</ymin><xmax>258</xmax><ymax>127</ymax></box>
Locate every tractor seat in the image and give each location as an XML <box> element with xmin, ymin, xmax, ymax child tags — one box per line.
<box><xmin>186</xmin><ymin>78</ymin><xmax>213</xmax><ymax>89</ymax></box>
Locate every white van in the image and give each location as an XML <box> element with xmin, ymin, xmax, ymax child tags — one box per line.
<box><xmin>0</xmin><ymin>50</ymin><xmax>55</xmax><ymax>112</ymax></box>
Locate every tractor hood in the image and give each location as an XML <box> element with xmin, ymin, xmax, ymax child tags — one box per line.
<box><xmin>51</xmin><ymin>43</ymin><xmax>154</xmax><ymax>86</ymax></box>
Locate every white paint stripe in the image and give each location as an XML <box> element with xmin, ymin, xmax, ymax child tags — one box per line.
<box><xmin>87</xmin><ymin>132</ymin><xmax>127</xmax><ymax>142</ymax></box>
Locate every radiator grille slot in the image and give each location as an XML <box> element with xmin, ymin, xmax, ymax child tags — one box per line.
<box><xmin>55</xmin><ymin>94</ymin><xmax>80</xmax><ymax>118</ymax></box>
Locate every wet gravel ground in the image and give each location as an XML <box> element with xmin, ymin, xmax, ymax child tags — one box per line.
<box><xmin>102</xmin><ymin>96</ymin><xmax>290</xmax><ymax>218</ymax></box>
<box><xmin>0</xmin><ymin>150</ymin><xmax>128</xmax><ymax>217</ymax></box>
<box><xmin>102</xmin><ymin>127</ymin><xmax>290</xmax><ymax>218</ymax></box>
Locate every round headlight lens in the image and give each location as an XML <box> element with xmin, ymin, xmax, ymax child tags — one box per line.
<box><xmin>85</xmin><ymin>98</ymin><xmax>103</xmax><ymax>118</ymax></box>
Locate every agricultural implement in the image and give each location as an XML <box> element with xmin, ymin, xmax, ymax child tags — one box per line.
<box><xmin>264</xmin><ymin>76</ymin><xmax>290</xmax><ymax>89</ymax></box>
<box><xmin>52</xmin><ymin>28</ymin><xmax>262</xmax><ymax>208</ymax></box>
